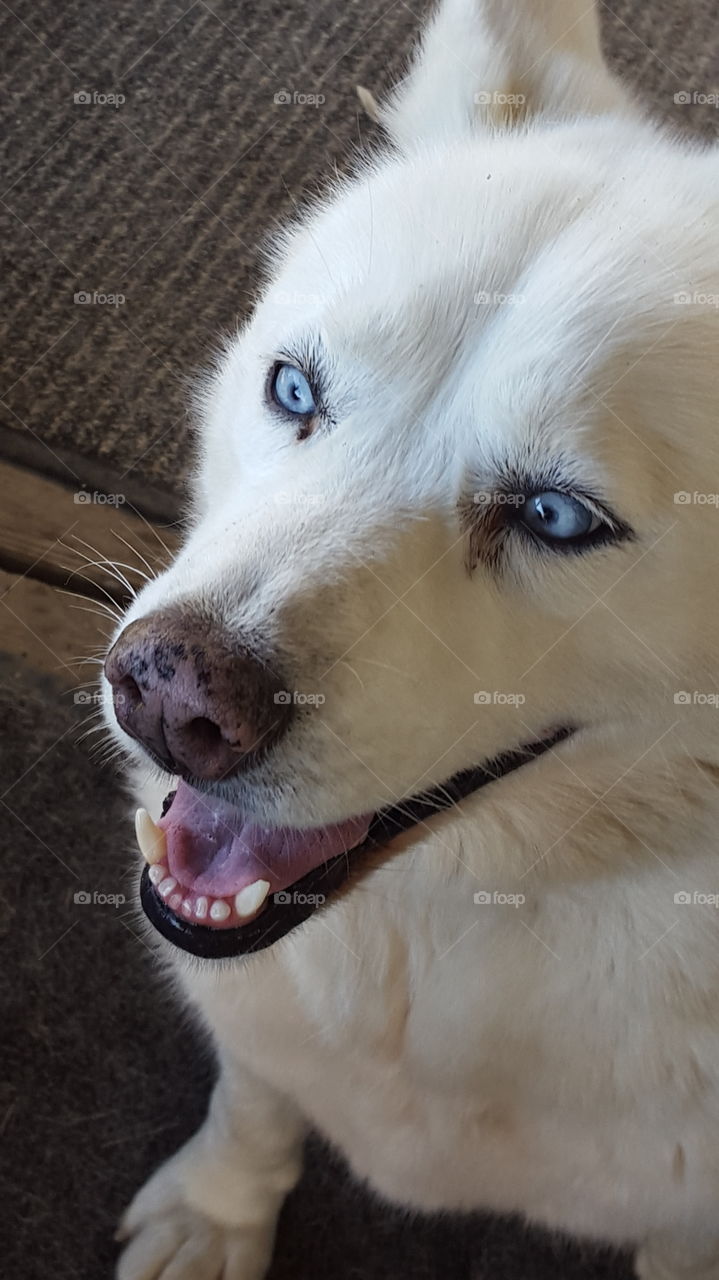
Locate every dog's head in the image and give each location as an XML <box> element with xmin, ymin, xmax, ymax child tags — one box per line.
<box><xmin>103</xmin><ymin>0</ymin><xmax>719</xmax><ymax>954</ymax></box>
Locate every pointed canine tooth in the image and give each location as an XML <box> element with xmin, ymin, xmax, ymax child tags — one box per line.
<box><xmin>148</xmin><ymin>864</ymin><xmax>166</xmax><ymax>886</ymax></box>
<box><xmin>158</xmin><ymin>877</ymin><xmax>177</xmax><ymax>899</ymax></box>
<box><xmin>195</xmin><ymin>896</ymin><xmax>208</xmax><ymax>920</ymax></box>
<box><xmin>234</xmin><ymin>880</ymin><xmax>271</xmax><ymax>920</ymax></box>
<box><xmin>209</xmin><ymin>899</ymin><xmax>230</xmax><ymax>922</ymax></box>
<box><xmin>135</xmin><ymin>808</ymin><xmax>166</xmax><ymax>866</ymax></box>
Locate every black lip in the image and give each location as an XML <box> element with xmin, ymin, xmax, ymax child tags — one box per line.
<box><xmin>140</xmin><ymin>725</ymin><xmax>575</xmax><ymax>960</ymax></box>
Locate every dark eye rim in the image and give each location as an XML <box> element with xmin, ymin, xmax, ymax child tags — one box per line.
<box><xmin>510</xmin><ymin>489</ymin><xmax>631</xmax><ymax>554</ymax></box>
<box><xmin>266</xmin><ymin>360</ymin><xmax>318</xmax><ymax>422</ymax></box>
<box><xmin>461</xmin><ymin>477</ymin><xmax>635</xmax><ymax>575</ymax></box>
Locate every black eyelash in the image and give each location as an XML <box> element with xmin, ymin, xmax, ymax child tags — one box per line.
<box><xmin>269</xmin><ymin>340</ymin><xmax>331</xmax><ymax>426</ymax></box>
<box><xmin>510</xmin><ymin>510</ymin><xmax>624</xmax><ymax>556</ymax></box>
<box><xmin>461</xmin><ymin>470</ymin><xmax>634</xmax><ymax>573</ymax></box>
<box><xmin>264</xmin><ymin>360</ymin><xmax>313</xmax><ymax>418</ymax></box>
<box><xmin>509</xmin><ymin>491</ymin><xmax>631</xmax><ymax>553</ymax></box>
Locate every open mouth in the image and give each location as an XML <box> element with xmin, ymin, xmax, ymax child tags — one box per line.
<box><xmin>138</xmin><ymin>725</ymin><xmax>574</xmax><ymax>959</ymax></box>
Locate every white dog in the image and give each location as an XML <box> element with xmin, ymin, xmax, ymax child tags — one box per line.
<box><xmin>103</xmin><ymin>2</ymin><xmax>719</xmax><ymax>1277</ymax></box>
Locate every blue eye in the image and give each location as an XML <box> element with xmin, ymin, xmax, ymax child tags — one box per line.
<box><xmin>271</xmin><ymin>363</ymin><xmax>316</xmax><ymax>417</ymax></box>
<box><xmin>521</xmin><ymin>491</ymin><xmax>601</xmax><ymax>544</ymax></box>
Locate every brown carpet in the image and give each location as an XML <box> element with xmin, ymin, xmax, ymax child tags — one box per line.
<box><xmin>1</xmin><ymin>0</ymin><xmax>718</xmax><ymax>517</ymax></box>
<box><xmin>0</xmin><ymin>652</ymin><xmax>635</xmax><ymax>1280</ymax></box>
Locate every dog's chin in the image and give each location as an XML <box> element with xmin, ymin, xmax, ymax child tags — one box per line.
<box><xmin>136</xmin><ymin>724</ymin><xmax>576</xmax><ymax>961</ymax></box>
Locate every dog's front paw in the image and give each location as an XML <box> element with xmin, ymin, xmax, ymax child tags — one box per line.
<box><xmin>117</xmin><ymin>1207</ymin><xmax>272</xmax><ymax>1280</ymax></box>
<box><xmin>117</xmin><ymin>1158</ymin><xmax>275</xmax><ymax>1280</ymax></box>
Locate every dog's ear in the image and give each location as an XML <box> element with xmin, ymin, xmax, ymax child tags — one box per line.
<box><xmin>380</xmin><ymin>0</ymin><xmax>631</xmax><ymax>150</ymax></box>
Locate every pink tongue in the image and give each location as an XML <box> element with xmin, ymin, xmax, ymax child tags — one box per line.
<box><xmin>158</xmin><ymin>780</ymin><xmax>372</xmax><ymax>898</ymax></box>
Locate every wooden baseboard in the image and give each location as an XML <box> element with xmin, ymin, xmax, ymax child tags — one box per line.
<box><xmin>0</xmin><ymin>569</ymin><xmax>109</xmax><ymax>680</ymax></box>
<box><xmin>0</xmin><ymin>460</ymin><xmax>181</xmax><ymax>691</ymax></box>
<box><xmin>0</xmin><ymin>422</ymin><xmax>184</xmax><ymax>524</ymax></box>
<box><xmin>0</xmin><ymin>458</ymin><xmax>180</xmax><ymax>602</ymax></box>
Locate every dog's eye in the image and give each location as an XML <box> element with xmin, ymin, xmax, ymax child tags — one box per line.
<box><xmin>271</xmin><ymin>363</ymin><xmax>316</xmax><ymax>417</ymax></box>
<box><xmin>520</xmin><ymin>491</ymin><xmax>602</xmax><ymax>544</ymax></box>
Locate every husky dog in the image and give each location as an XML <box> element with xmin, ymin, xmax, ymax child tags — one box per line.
<box><xmin>103</xmin><ymin>3</ymin><xmax>719</xmax><ymax>1277</ymax></box>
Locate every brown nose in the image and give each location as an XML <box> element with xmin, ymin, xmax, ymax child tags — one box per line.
<box><xmin>104</xmin><ymin>609</ymin><xmax>291</xmax><ymax>781</ymax></box>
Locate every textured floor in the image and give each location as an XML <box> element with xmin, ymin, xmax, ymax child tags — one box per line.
<box><xmin>1</xmin><ymin>0</ymin><xmax>718</xmax><ymax>512</ymax></box>
<box><xmin>0</xmin><ymin>651</ymin><xmax>637</xmax><ymax>1279</ymax></box>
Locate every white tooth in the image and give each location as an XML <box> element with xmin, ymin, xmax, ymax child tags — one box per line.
<box><xmin>135</xmin><ymin>808</ymin><xmax>166</xmax><ymax>866</ymax></box>
<box><xmin>195</xmin><ymin>896</ymin><xmax>208</xmax><ymax>920</ymax></box>
<box><xmin>181</xmin><ymin>899</ymin><xmax>193</xmax><ymax>917</ymax></box>
<box><xmin>235</xmin><ymin>880</ymin><xmax>271</xmax><ymax>920</ymax></box>
<box><xmin>148</xmin><ymin>864</ymin><xmax>166</xmax><ymax>886</ymax></box>
<box><xmin>159</xmin><ymin>877</ymin><xmax>177</xmax><ymax>899</ymax></box>
<box><xmin>209</xmin><ymin>899</ymin><xmax>230</xmax><ymax>922</ymax></box>
<box><xmin>169</xmin><ymin>893</ymin><xmax>182</xmax><ymax>911</ymax></box>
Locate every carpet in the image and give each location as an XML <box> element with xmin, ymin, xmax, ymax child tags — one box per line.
<box><xmin>0</xmin><ymin>651</ymin><xmax>636</xmax><ymax>1279</ymax></box>
<box><xmin>1</xmin><ymin>0</ymin><xmax>718</xmax><ymax>516</ymax></box>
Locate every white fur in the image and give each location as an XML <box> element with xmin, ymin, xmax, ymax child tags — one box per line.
<box><xmin>109</xmin><ymin>3</ymin><xmax>719</xmax><ymax>1277</ymax></box>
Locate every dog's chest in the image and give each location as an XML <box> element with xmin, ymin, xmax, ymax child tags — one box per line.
<box><xmin>183</xmin><ymin>875</ymin><xmax>719</xmax><ymax>1239</ymax></box>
